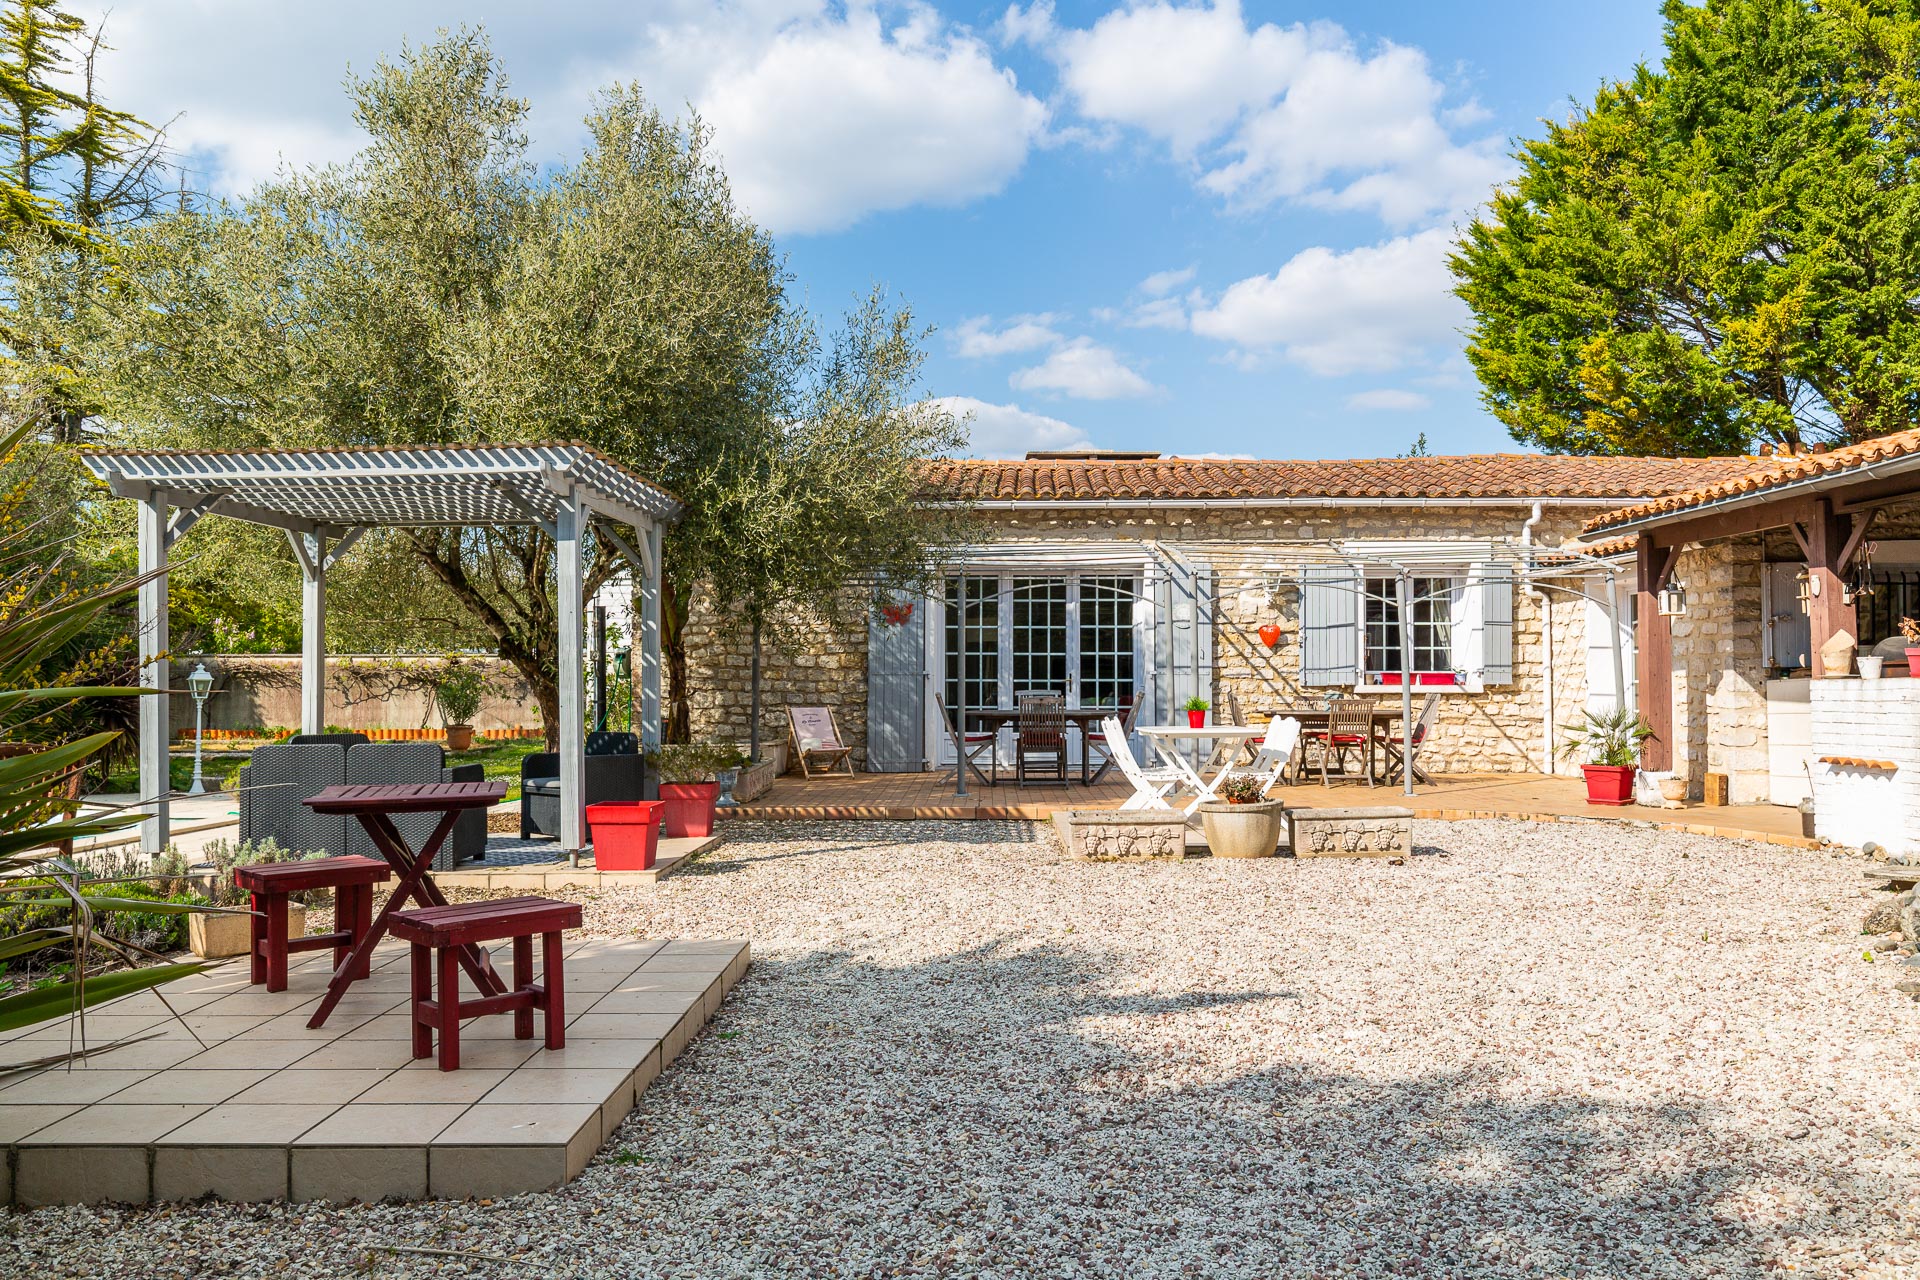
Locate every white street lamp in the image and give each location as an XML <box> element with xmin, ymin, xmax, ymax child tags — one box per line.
<box><xmin>186</xmin><ymin>662</ymin><xmax>214</xmax><ymax>795</ymax></box>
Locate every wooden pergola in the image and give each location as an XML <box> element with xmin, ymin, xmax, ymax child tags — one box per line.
<box><xmin>1584</xmin><ymin>430</ymin><xmax>1920</xmax><ymax>769</ymax></box>
<box><xmin>83</xmin><ymin>443</ymin><xmax>683</xmax><ymax>854</ymax></box>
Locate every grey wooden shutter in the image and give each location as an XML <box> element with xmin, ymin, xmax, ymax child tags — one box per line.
<box><xmin>1299</xmin><ymin>567</ymin><xmax>1359</xmax><ymax>686</ymax></box>
<box><xmin>1156</xmin><ymin>557</ymin><xmax>1214</xmax><ymax>717</ymax></box>
<box><xmin>865</xmin><ymin>595</ymin><xmax>927</xmax><ymax>771</ymax></box>
<box><xmin>1475</xmin><ymin>562</ymin><xmax>1514</xmax><ymax>686</ymax></box>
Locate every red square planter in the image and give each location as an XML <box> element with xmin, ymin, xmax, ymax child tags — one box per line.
<box><xmin>587</xmin><ymin>801</ymin><xmax>664</xmax><ymax>870</ymax></box>
<box><xmin>659</xmin><ymin>782</ymin><xmax>720</xmax><ymax>838</ymax></box>
<box><xmin>1581</xmin><ymin>764</ymin><xmax>1636</xmax><ymax>807</ymax></box>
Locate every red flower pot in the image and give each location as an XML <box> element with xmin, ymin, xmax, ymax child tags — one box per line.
<box><xmin>587</xmin><ymin>800</ymin><xmax>664</xmax><ymax>871</ymax></box>
<box><xmin>1186</xmin><ymin>710</ymin><xmax>1207</xmax><ymax>728</ymax></box>
<box><xmin>659</xmin><ymin>782</ymin><xmax>720</xmax><ymax>838</ymax></box>
<box><xmin>1905</xmin><ymin>646</ymin><xmax>1920</xmax><ymax>676</ymax></box>
<box><xmin>1581</xmin><ymin>764</ymin><xmax>1636</xmax><ymax>807</ymax></box>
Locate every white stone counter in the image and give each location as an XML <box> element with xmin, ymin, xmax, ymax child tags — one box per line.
<box><xmin>1809</xmin><ymin>679</ymin><xmax>1920</xmax><ymax>855</ymax></box>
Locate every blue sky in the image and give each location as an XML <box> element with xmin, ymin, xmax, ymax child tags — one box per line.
<box><xmin>77</xmin><ymin>1</ymin><xmax>1668</xmax><ymax>459</ymax></box>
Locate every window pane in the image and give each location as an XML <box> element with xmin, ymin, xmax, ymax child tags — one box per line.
<box><xmin>1011</xmin><ymin>577</ymin><xmax>1068</xmax><ymax>695</ymax></box>
<box><xmin>943</xmin><ymin>577</ymin><xmax>998</xmax><ymax>711</ymax></box>
<box><xmin>1078</xmin><ymin>575</ymin><xmax>1136</xmax><ymax>708</ymax></box>
<box><xmin>1364</xmin><ymin>575</ymin><xmax>1453</xmax><ymax>676</ymax></box>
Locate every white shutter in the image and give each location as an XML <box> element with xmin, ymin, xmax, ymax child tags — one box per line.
<box><xmin>1299</xmin><ymin>567</ymin><xmax>1359</xmax><ymax>686</ymax></box>
<box><xmin>1156</xmin><ymin>558</ymin><xmax>1215</xmax><ymax>718</ymax></box>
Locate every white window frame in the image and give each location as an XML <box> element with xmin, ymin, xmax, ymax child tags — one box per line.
<box><xmin>1353</xmin><ymin>569</ymin><xmax>1470</xmax><ymax>693</ymax></box>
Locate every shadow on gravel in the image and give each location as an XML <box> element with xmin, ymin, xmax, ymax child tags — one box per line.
<box><xmin>686</xmin><ymin>819</ymin><xmax>1047</xmax><ymax>877</ymax></box>
<box><xmin>619</xmin><ymin>935</ymin><xmax>1893</xmax><ymax>1279</ymax></box>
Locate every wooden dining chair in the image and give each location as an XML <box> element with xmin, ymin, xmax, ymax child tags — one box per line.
<box><xmin>1015</xmin><ymin>693</ymin><xmax>1069</xmax><ymax>787</ymax></box>
<box><xmin>1312</xmin><ymin>703</ymin><xmax>1376</xmax><ymax>787</ymax></box>
<box><xmin>934</xmin><ymin>693</ymin><xmax>998</xmax><ymax>786</ymax></box>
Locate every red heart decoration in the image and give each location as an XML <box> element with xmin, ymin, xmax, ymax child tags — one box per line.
<box><xmin>1258</xmin><ymin>623</ymin><xmax>1283</xmax><ymax>648</ymax></box>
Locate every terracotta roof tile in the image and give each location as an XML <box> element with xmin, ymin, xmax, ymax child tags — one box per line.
<box><xmin>1582</xmin><ymin>429</ymin><xmax>1920</xmax><ymax>534</ymax></box>
<box><xmin>924</xmin><ymin>453</ymin><xmax>1761</xmax><ymax>504</ymax></box>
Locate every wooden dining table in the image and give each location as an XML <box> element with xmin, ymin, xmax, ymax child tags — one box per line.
<box><xmin>1262</xmin><ymin>705</ymin><xmax>1409</xmax><ymax>784</ymax></box>
<box><xmin>300</xmin><ymin>779</ymin><xmax>508</xmax><ymax>1029</ymax></box>
<box><xmin>961</xmin><ymin>706</ymin><xmax>1124</xmax><ymax>784</ymax></box>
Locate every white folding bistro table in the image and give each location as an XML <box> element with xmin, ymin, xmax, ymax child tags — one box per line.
<box><xmin>1134</xmin><ymin>725</ymin><xmax>1268</xmax><ymax>816</ymax></box>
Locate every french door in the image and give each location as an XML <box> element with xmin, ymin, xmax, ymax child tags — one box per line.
<box><xmin>935</xmin><ymin>572</ymin><xmax>1140</xmax><ymax>764</ymax></box>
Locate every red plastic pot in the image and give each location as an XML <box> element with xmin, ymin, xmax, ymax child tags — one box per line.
<box><xmin>1186</xmin><ymin>710</ymin><xmax>1207</xmax><ymax>728</ymax></box>
<box><xmin>1581</xmin><ymin>764</ymin><xmax>1636</xmax><ymax>807</ymax></box>
<box><xmin>659</xmin><ymin>781</ymin><xmax>720</xmax><ymax>838</ymax></box>
<box><xmin>587</xmin><ymin>800</ymin><xmax>664</xmax><ymax>871</ymax></box>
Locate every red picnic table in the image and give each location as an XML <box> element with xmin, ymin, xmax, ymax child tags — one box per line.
<box><xmin>301</xmin><ymin>779</ymin><xmax>508</xmax><ymax>1029</ymax></box>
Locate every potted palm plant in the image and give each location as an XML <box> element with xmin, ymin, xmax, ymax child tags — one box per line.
<box><xmin>1197</xmin><ymin>774</ymin><xmax>1284</xmax><ymax>857</ymax></box>
<box><xmin>1561</xmin><ymin>708</ymin><xmax>1654</xmax><ymax>806</ymax></box>
<box><xmin>647</xmin><ymin>743</ymin><xmax>749</xmax><ymax>838</ymax></box>
<box><xmin>433</xmin><ymin>665</ymin><xmax>485</xmax><ymax>752</ymax></box>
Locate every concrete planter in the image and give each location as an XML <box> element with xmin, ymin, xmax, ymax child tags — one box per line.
<box><xmin>1057</xmin><ymin>809</ymin><xmax>1188</xmax><ymax>861</ymax></box>
<box><xmin>733</xmin><ymin>755</ymin><xmax>781</xmax><ymax>803</ymax></box>
<box><xmin>188</xmin><ymin>905</ymin><xmax>303</xmax><ymax>959</ymax></box>
<box><xmin>1197</xmin><ymin>800</ymin><xmax>1285</xmax><ymax>858</ymax></box>
<box><xmin>1287</xmin><ymin>807</ymin><xmax>1413</xmax><ymax>858</ymax></box>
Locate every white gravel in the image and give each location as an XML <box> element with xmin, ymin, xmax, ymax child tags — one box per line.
<box><xmin>7</xmin><ymin>818</ymin><xmax>1920</xmax><ymax>1279</ymax></box>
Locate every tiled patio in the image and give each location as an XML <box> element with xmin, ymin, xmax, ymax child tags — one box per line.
<box><xmin>725</xmin><ymin>770</ymin><xmax>1820</xmax><ymax>846</ymax></box>
<box><xmin>0</xmin><ymin>935</ymin><xmax>748</xmax><ymax>1206</ymax></box>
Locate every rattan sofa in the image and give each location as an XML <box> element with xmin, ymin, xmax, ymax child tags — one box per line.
<box><xmin>519</xmin><ymin>731</ymin><xmax>647</xmax><ymax>840</ymax></box>
<box><xmin>237</xmin><ymin>737</ymin><xmax>487</xmax><ymax>869</ymax></box>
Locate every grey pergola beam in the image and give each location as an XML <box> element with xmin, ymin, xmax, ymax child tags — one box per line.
<box><xmin>593</xmin><ymin>519</ymin><xmax>654</xmax><ymax>581</ymax></box>
<box><xmin>136</xmin><ymin>491</ymin><xmax>170</xmax><ymax>854</ymax></box>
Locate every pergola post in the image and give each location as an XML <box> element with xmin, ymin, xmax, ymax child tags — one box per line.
<box><xmin>555</xmin><ymin>497</ymin><xmax>587</xmax><ymax>852</ymax></box>
<box><xmin>290</xmin><ymin>532</ymin><xmax>327</xmax><ymax>735</ymax></box>
<box><xmin>639</xmin><ymin>525</ymin><xmax>663</xmax><ymax>746</ymax></box>
<box><xmin>1805</xmin><ymin>497</ymin><xmax>1858</xmax><ymax>663</ymax></box>
<box><xmin>1635</xmin><ymin>535</ymin><xmax>1677</xmax><ymax>772</ymax></box>
<box><xmin>137</xmin><ymin>490</ymin><xmax>171</xmax><ymax>854</ymax></box>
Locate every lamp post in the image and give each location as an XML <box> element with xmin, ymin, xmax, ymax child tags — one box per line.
<box><xmin>186</xmin><ymin>662</ymin><xmax>214</xmax><ymax>795</ymax></box>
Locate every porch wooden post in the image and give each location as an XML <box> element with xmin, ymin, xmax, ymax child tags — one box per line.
<box><xmin>1806</xmin><ymin>497</ymin><xmax>1857</xmax><ymax>665</ymax></box>
<box><xmin>1635</xmin><ymin>535</ymin><xmax>1674</xmax><ymax>772</ymax></box>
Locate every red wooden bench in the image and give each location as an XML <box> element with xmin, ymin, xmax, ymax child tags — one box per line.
<box><xmin>389</xmin><ymin>896</ymin><xmax>583</xmax><ymax>1071</ymax></box>
<box><xmin>233</xmin><ymin>855</ymin><xmax>393</xmax><ymax>993</ymax></box>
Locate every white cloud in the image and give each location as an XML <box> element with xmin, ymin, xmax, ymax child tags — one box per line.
<box><xmin>1121</xmin><ymin>296</ymin><xmax>1191</xmax><ymax>330</ymax></box>
<box><xmin>72</xmin><ymin>1</ymin><xmax>1046</xmax><ymax>235</ymax></box>
<box><xmin>1189</xmin><ymin>227</ymin><xmax>1464</xmax><ymax>376</ymax></box>
<box><xmin>935</xmin><ymin>395</ymin><xmax>1093</xmax><ymax>457</ymax></box>
<box><xmin>1032</xmin><ymin>1</ymin><xmax>1509</xmax><ymax>227</ymax></box>
<box><xmin>1010</xmin><ymin>337</ymin><xmax>1155</xmax><ymax>399</ymax></box>
<box><xmin>953</xmin><ymin>314</ymin><xmax>1063</xmax><ymax>358</ymax></box>
<box><xmin>1138</xmin><ymin>265</ymin><xmax>1197</xmax><ymax>296</ymax></box>
<box><xmin>1345</xmin><ymin>388</ymin><xmax>1432</xmax><ymax>412</ymax></box>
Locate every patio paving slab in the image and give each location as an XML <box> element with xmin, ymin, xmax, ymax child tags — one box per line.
<box><xmin>0</xmin><ymin>934</ymin><xmax>747</xmax><ymax>1205</ymax></box>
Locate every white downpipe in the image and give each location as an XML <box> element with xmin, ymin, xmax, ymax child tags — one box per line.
<box><xmin>1520</xmin><ymin>503</ymin><xmax>1556</xmax><ymax>774</ymax></box>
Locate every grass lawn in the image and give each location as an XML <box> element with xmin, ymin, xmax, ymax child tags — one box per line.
<box><xmin>448</xmin><ymin>737</ymin><xmax>546</xmax><ymax>801</ymax></box>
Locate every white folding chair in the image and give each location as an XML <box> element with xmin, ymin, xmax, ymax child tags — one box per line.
<box><xmin>1103</xmin><ymin>715</ymin><xmax>1181</xmax><ymax>811</ymax></box>
<box><xmin>1226</xmin><ymin>716</ymin><xmax>1302</xmax><ymax>797</ymax></box>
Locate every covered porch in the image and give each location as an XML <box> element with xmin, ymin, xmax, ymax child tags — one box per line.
<box><xmin>82</xmin><ymin>444</ymin><xmax>681</xmax><ymax>856</ymax></box>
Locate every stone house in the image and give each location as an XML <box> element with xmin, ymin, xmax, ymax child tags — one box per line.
<box><xmin>688</xmin><ymin>448</ymin><xmax>1760</xmax><ymax>778</ymax></box>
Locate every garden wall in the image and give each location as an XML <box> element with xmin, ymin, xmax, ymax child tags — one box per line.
<box><xmin>172</xmin><ymin>656</ymin><xmax>541</xmax><ymax>735</ymax></box>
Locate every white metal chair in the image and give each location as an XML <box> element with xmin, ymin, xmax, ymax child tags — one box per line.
<box><xmin>1225</xmin><ymin>716</ymin><xmax>1302</xmax><ymax>797</ymax></box>
<box><xmin>1103</xmin><ymin>715</ymin><xmax>1180</xmax><ymax>811</ymax></box>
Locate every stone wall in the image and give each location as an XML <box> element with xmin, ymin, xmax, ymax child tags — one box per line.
<box><xmin>177</xmin><ymin>656</ymin><xmax>542</xmax><ymax>734</ymax></box>
<box><xmin>1664</xmin><ymin>539</ymin><xmax>1769</xmax><ymax>802</ymax></box>
<box><xmin>685</xmin><ymin>502</ymin><xmax>1625</xmax><ymax>775</ymax></box>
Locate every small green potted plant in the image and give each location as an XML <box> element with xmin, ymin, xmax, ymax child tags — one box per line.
<box><xmin>1197</xmin><ymin>774</ymin><xmax>1284</xmax><ymax>858</ymax></box>
<box><xmin>433</xmin><ymin>665</ymin><xmax>486</xmax><ymax>752</ymax></box>
<box><xmin>1183</xmin><ymin>695</ymin><xmax>1210</xmax><ymax>729</ymax></box>
<box><xmin>1560</xmin><ymin>708</ymin><xmax>1654</xmax><ymax>807</ymax></box>
<box><xmin>646</xmin><ymin>743</ymin><xmax>750</xmax><ymax>838</ymax></box>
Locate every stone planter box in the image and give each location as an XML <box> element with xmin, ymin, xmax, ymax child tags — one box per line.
<box><xmin>733</xmin><ymin>755</ymin><xmax>781</xmax><ymax>803</ymax></box>
<box><xmin>1287</xmin><ymin>807</ymin><xmax>1413</xmax><ymax>859</ymax></box>
<box><xmin>1197</xmin><ymin>800</ymin><xmax>1285</xmax><ymax>858</ymax></box>
<box><xmin>189</xmin><ymin>905</ymin><xmax>303</xmax><ymax>959</ymax></box>
<box><xmin>1057</xmin><ymin>809</ymin><xmax>1189</xmax><ymax>861</ymax></box>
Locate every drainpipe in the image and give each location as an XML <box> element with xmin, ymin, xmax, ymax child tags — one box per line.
<box><xmin>1520</xmin><ymin>503</ymin><xmax>1556</xmax><ymax>775</ymax></box>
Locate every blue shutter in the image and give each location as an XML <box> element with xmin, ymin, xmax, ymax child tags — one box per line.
<box><xmin>1300</xmin><ymin>567</ymin><xmax>1359</xmax><ymax>686</ymax></box>
<box><xmin>1475</xmin><ymin>563</ymin><xmax>1514</xmax><ymax>686</ymax></box>
<box><xmin>866</xmin><ymin>595</ymin><xmax>927</xmax><ymax>771</ymax></box>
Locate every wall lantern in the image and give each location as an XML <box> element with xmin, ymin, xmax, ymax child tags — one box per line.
<box><xmin>1657</xmin><ymin>579</ymin><xmax>1688</xmax><ymax>618</ymax></box>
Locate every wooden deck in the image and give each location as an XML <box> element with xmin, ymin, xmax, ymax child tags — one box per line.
<box><xmin>723</xmin><ymin>770</ymin><xmax>1821</xmax><ymax>847</ymax></box>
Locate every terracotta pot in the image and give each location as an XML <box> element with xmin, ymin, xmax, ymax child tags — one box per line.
<box><xmin>1186</xmin><ymin>710</ymin><xmax>1207</xmax><ymax>729</ymax></box>
<box><xmin>444</xmin><ymin>724</ymin><xmax>474</xmax><ymax>752</ymax></box>
<box><xmin>189</xmin><ymin>904</ymin><xmax>304</xmax><ymax>959</ymax></box>
<box><xmin>659</xmin><ymin>781</ymin><xmax>719</xmax><ymax>838</ymax></box>
<box><xmin>1198</xmin><ymin>800</ymin><xmax>1285</xmax><ymax>858</ymax></box>
<box><xmin>1581</xmin><ymin>763</ymin><xmax>1636</xmax><ymax>807</ymax></box>
<box><xmin>1906</xmin><ymin>647</ymin><xmax>1920</xmax><ymax>676</ymax></box>
<box><xmin>587</xmin><ymin>800</ymin><xmax>665</xmax><ymax>871</ymax></box>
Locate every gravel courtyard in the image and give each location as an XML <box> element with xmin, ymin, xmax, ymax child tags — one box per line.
<box><xmin>8</xmin><ymin>819</ymin><xmax>1920</xmax><ymax>1279</ymax></box>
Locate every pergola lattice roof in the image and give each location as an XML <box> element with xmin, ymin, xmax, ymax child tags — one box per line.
<box><xmin>82</xmin><ymin>442</ymin><xmax>682</xmax><ymax>534</ymax></box>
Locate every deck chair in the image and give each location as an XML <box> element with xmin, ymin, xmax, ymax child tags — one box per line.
<box><xmin>1015</xmin><ymin>693</ymin><xmax>1069</xmax><ymax>787</ymax></box>
<box><xmin>1085</xmin><ymin>692</ymin><xmax>1142</xmax><ymax>785</ymax></box>
<box><xmin>934</xmin><ymin>693</ymin><xmax>997</xmax><ymax>786</ymax></box>
<box><xmin>1104</xmin><ymin>715</ymin><xmax>1181</xmax><ymax>811</ymax></box>
<box><xmin>1380</xmin><ymin>691</ymin><xmax>1442</xmax><ymax>785</ymax></box>
<box><xmin>787</xmin><ymin>706</ymin><xmax>855</xmax><ymax>779</ymax></box>
<box><xmin>1225</xmin><ymin>716</ymin><xmax>1302</xmax><ymax>797</ymax></box>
